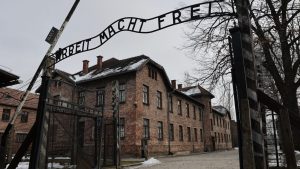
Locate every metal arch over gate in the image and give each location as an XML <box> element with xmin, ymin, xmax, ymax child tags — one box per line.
<box><xmin>49</xmin><ymin>0</ymin><xmax>235</xmax><ymax>66</ymax></box>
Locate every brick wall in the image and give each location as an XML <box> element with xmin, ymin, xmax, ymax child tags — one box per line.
<box><xmin>211</xmin><ymin>111</ymin><xmax>232</xmax><ymax>150</ymax></box>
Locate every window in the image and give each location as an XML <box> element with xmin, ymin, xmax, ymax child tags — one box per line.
<box><xmin>193</xmin><ymin>105</ymin><xmax>196</xmax><ymax>120</ymax></box>
<box><xmin>178</xmin><ymin>125</ymin><xmax>183</xmax><ymax>141</ymax></box>
<box><xmin>53</xmin><ymin>95</ymin><xmax>61</xmax><ymax>106</ymax></box>
<box><xmin>78</xmin><ymin>91</ymin><xmax>85</xmax><ymax>105</ymax></box>
<box><xmin>143</xmin><ymin>119</ymin><xmax>150</xmax><ymax>139</ymax></box>
<box><xmin>54</xmin><ymin>80</ymin><xmax>62</xmax><ymax>88</ymax></box>
<box><xmin>218</xmin><ymin>133</ymin><xmax>220</xmax><ymax>142</ymax></box>
<box><xmin>186</xmin><ymin>103</ymin><xmax>190</xmax><ymax>118</ymax></box>
<box><xmin>157</xmin><ymin>121</ymin><xmax>163</xmax><ymax>140</ymax></box>
<box><xmin>96</xmin><ymin>89</ymin><xmax>105</xmax><ymax>109</ymax></box>
<box><xmin>20</xmin><ymin>111</ymin><xmax>28</xmax><ymax>123</ymax></box>
<box><xmin>168</xmin><ymin>95</ymin><xmax>173</xmax><ymax>112</ymax></box>
<box><xmin>148</xmin><ymin>66</ymin><xmax>157</xmax><ymax>80</ymax></box>
<box><xmin>177</xmin><ymin>100</ymin><xmax>182</xmax><ymax>115</ymax></box>
<box><xmin>2</xmin><ymin>109</ymin><xmax>10</xmax><ymax>121</ymax></box>
<box><xmin>169</xmin><ymin>123</ymin><xmax>174</xmax><ymax>141</ymax></box>
<box><xmin>199</xmin><ymin>107</ymin><xmax>203</xmax><ymax>121</ymax></box>
<box><xmin>210</xmin><ymin>119</ymin><xmax>213</xmax><ymax>130</ymax></box>
<box><xmin>194</xmin><ymin>128</ymin><xmax>198</xmax><ymax>142</ymax></box>
<box><xmin>187</xmin><ymin>127</ymin><xmax>191</xmax><ymax>142</ymax></box>
<box><xmin>119</xmin><ymin>84</ymin><xmax>126</xmax><ymax>103</ymax></box>
<box><xmin>221</xmin><ymin>133</ymin><xmax>224</xmax><ymax>143</ymax></box>
<box><xmin>143</xmin><ymin>85</ymin><xmax>149</xmax><ymax>104</ymax></box>
<box><xmin>200</xmin><ymin>129</ymin><xmax>203</xmax><ymax>142</ymax></box>
<box><xmin>213</xmin><ymin>114</ymin><xmax>216</xmax><ymax>125</ymax></box>
<box><xmin>156</xmin><ymin>91</ymin><xmax>162</xmax><ymax>109</ymax></box>
<box><xmin>120</xmin><ymin>118</ymin><xmax>125</xmax><ymax>139</ymax></box>
<box><xmin>16</xmin><ymin>133</ymin><xmax>27</xmax><ymax>143</ymax></box>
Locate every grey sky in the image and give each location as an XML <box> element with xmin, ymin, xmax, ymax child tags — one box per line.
<box><xmin>0</xmin><ymin>0</ymin><xmax>201</xmax><ymax>90</ymax></box>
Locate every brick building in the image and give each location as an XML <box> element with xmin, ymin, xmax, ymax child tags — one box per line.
<box><xmin>50</xmin><ymin>55</ymin><xmax>232</xmax><ymax>157</ymax></box>
<box><xmin>0</xmin><ymin>87</ymin><xmax>39</xmax><ymax>152</ymax></box>
<box><xmin>211</xmin><ymin>106</ymin><xmax>232</xmax><ymax>150</ymax></box>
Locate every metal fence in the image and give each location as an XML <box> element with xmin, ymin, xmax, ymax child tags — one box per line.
<box><xmin>45</xmin><ymin>79</ymin><xmax>106</xmax><ymax>169</ymax></box>
<box><xmin>263</xmin><ymin>109</ymin><xmax>286</xmax><ymax>168</ymax></box>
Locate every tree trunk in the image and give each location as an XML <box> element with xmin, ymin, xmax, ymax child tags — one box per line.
<box><xmin>281</xmin><ymin>86</ymin><xmax>300</xmax><ymax>150</ymax></box>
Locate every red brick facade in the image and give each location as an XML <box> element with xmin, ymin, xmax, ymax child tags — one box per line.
<box><xmin>211</xmin><ymin>106</ymin><xmax>232</xmax><ymax>150</ymax></box>
<box><xmin>47</xmin><ymin>55</ymin><xmax>233</xmax><ymax>157</ymax></box>
<box><xmin>0</xmin><ymin>87</ymin><xmax>38</xmax><ymax>153</ymax></box>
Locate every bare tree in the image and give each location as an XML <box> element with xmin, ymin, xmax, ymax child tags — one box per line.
<box><xmin>184</xmin><ymin>0</ymin><xmax>300</xmax><ymax>149</ymax></box>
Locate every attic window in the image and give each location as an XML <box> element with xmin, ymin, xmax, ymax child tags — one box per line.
<box><xmin>148</xmin><ymin>66</ymin><xmax>157</xmax><ymax>80</ymax></box>
<box><xmin>54</xmin><ymin>80</ymin><xmax>62</xmax><ymax>88</ymax></box>
<box><xmin>4</xmin><ymin>92</ymin><xmax>11</xmax><ymax>99</ymax></box>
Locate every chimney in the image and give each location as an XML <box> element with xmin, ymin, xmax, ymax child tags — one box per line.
<box><xmin>82</xmin><ymin>60</ymin><xmax>89</xmax><ymax>75</ymax></box>
<box><xmin>97</xmin><ymin>55</ymin><xmax>103</xmax><ymax>70</ymax></box>
<box><xmin>171</xmin><ymin>80</ymin><xmax>176</xmax><ymax>89</ymax></box>
<box><xmin>178</xmin><ymin>84</ymin><xmax>182</xmax><ymax>90</ymax></box>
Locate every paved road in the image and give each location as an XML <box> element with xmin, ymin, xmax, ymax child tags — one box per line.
<box><xmin>126</xmin><ymin>149</ymin><xmax>239</xmax><ymax>169</ymax></box>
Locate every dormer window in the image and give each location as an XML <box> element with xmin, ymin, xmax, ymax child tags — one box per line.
<box><xmin>148</xmin><ymin>66</ymin><xmax>157</xmax><ymax>80</ymax></box>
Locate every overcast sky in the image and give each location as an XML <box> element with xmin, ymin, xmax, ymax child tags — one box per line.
<box><xmin>1</xmin><ymin>0</ymin><xmax>227</xmax><ymax>98</ymax></box>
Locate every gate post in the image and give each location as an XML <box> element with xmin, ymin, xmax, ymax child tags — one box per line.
<box><xmin>230</xmin><ymin>26</ymin><xmax>266</xmax><ymax>169</ymax></box>
<box><xmin>29</xmin><ymin>75</ymin><xmax>50</xmax><ymax>169</ymax></box>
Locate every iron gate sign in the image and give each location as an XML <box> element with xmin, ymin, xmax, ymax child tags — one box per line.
<box><xmin>51</xmin><ymin>0</ymin><xmax>234</xmax><ymax>65</ymax></box>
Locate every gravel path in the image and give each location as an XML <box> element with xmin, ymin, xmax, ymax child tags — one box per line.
<box><xmin>126</xmin><ymin>149</ymin><xmax>240</xmax><ymax>169</ymax></box>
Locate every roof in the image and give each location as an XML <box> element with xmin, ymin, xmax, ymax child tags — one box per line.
<box><xmin>52</xmin><ymin>55</ymin><xmax>210</xmax><ymax>107</ymax></box>
<box><xmin>178</xmin><ymin>85</ymin><xmax>214</xmax><ymax>98</ymax></box>
<box><xmin>0</xmin><ymin>87</ymin><xmax>39</xmax><ymax>109</ymax></box>
<box><xmin>71</xmin><ymin>55</ymin><xmax>149</xmax><ymax>83</ymax></box>
<box><xmin>173</xmin><ymin>90</ymin><xmax>204</xmax><ymax>107</ymax></box>
<box><xmin>212</xmin><ymin>105</ymin><xmax>231</xmax><ymax>119</ymax></box>
<box><xmin>0</xmin><ymin>68</ymin><xmax>20</xmax><ymax>87</ymax></box>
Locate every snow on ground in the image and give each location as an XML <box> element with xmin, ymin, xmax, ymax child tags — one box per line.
<box><xmin>142</xmin><ymin>158</ymin><xmax>161</xmax><ymax>167</ymax></box>
<box><xmin>129</xmin><ymin>157</ymin><xmax>161</xmax><ymax>169</ymax></box>
<box><xmin>6</xmin><ymin>162</ymin><xmax>64</xmax><ymax>169</ymax></box>
<box><xmin>296</xmin><ymin>151</ymin><xmax>300</xmax><ymax>166</ymax></box>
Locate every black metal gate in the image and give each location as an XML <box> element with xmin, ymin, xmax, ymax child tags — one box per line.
<box><xmin>45</xmin><ymin>79</ymin><xmax>104</xmax><ymax>169</ymax></box>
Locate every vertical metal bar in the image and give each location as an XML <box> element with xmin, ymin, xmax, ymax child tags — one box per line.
<box><xmin>94</xmin><ymin>118</ymin><xmax>98</xmax><ymax>167</ymax></box>
<box><xmin>228</xmin><ymin>36</ymin><xmax>243</xmax><ymax>169</ymax></box>
<box><xmin>271</xmin><ymin>111</ymin><xmax>279</xmax><ymax>167</ymax></box>
<box><xmin>167</xmin><ymin>92</ymin><xmax>171</xmax><ymax>155</ymax></box>
<box><xmin>97</xmin><ymin>117</ymin><xmax>103</xmax><ymax>169</ymax></box>
<box><xmin>29</xmin><ymin>75</ymin><xmax>50</xmax><ymax>169</ymax></box>
<box><xmin>103</xmin><ymin>124</ymin><xmax>107</xmax><ymax>166</ymax></box>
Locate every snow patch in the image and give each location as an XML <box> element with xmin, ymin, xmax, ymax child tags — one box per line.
<box><xmin>234</xmin><ymin>147</ymin><xmax>239</xmax><ymax>150</ymax></box>
<box><xmin>141</xmin><ymin>158</ymin><xmax>161</xmax><ymax>167</ymax></box>
<box><xmin>6</xmin><ymin>162</ymin><xmax>64</xmax><ymax>169</ymax></box>
<box><xmin>72</xmin><ymin>59</ymin><xmax>147</xmax><ymax>82</ymax></box>
<box><xmin>181</xmin><ymin>87</ymin><xmax>201</xmax><ymax>96</ymax></box>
